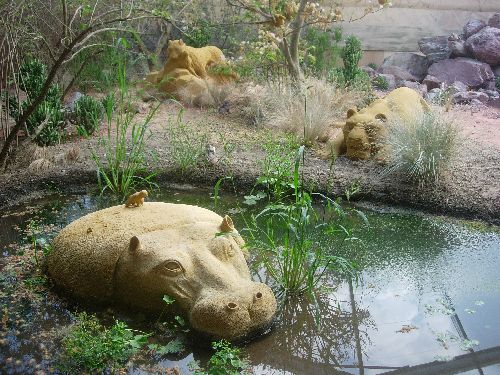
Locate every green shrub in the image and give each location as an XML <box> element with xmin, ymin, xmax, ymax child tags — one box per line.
<box><xmin>166</xmin><ymin>110</ymin><xmax>208</xmax><ymax>175</ymax></box>
<box><xmin>58</xmin><ymin>312</ymin><xmax>149</xmax><ymax>373</ymax></box>
<box><xmin>92</xmin><ymin>62</ymin><xmax>159</xmax><ymax>197</ymax></box>
<box><xmin>342</xmin><ymin>35</ymin><xmax>363</xmax><ymax>83</ymax></box>
<box><xmin>75</xmin><ymin>95</ymin><xmax>104</xmax><ymax>136</ymax></box>
<box><xmin>9</xmin><ymin>59</ymin><xmax>65</xmax><ymax>146</ymax></box>
<box><xmin>327</xmin><ymin>36</ymin><xmax>374</xmax><ymax>106</ymax></box>
<box><xmin>384</xmin><ymin>109</ymin><xmax>461</xmax><ymax>186</ymax></box>
<box><xmin>185</xmin><ymin>19</ymin><xmax>213</xmax><ymax>48</ymax></box>
<box><xmin>373</xmin><ymin>75</ymin><xmax>389</xmax><ymax>90</ymax></box>
<box><xmin>367</xmin><ymin>62</ymin><xmax>377</xmax><ymax>70</ymax></box>
<box><xmin>303</xmin><ymin>26</ymin><xmax>343</xmax><ymax>76</ymax></box>
<box><xmin>191</xmin><ymin>340</ymin><xmax>251</xmax><ymax>375</ymax></box>
<box><xmin>495</xmin><ymin>76</ymin><xmax>500</xmax><ymax>89</ymax></box>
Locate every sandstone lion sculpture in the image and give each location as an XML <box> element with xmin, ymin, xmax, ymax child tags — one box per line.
<box><xmin>329</xmin><ymin>87</ymin><xmax>430</xmax><ymax>160</ymax></box>
<box><xmin>47</xmin><ymin>202</ymin><xmax>277</xmax><ymax>340</ymax></box>
<box><xmin>146</xmin><ymin>39</ymin><xmax>236</xmax><ymax>97</ymax></box>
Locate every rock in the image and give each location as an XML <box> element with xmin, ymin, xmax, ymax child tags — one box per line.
<box><xmin>484</xmin><ymin>80</ymin><xmax>499</xmax><ymax>91</ymax></box>
<box><xmin>64</xmin><ymin>91</ymin><xmax>83</xmax><ymax>112</ymax></box>
<box><xmin>448</xmin><ymin>40</ymin><xmax>468</xmax><ymax>58</ymax></box>
<box><xmin>401</xmin><ymin>81</ymin><xmax>427</xmax><ymax>96</ymax></box>
<box><xmin>361</xmin><ymin>65</ymin><xmax>377</xmax><ymax>78</ymax></box>
<box><xmin>465</xmin><ymin>27</ymin><xmax>500</xmax><ymax>66</ymax></box>
<box><xmin>426</xmin><ymin>88</ymin><xmax>443</xmax><ymax>103</ymax></box>
<box><xmin>488</xmin><ymin>13</ymin><xmax>500</xmax><ymax>29</ymax></box>
<box><xmin>422</xmin><ymin>75</ymin><xmax>442</xmax><ymax>90</ymax></box>
<box><xmin>463</xmin><ymin>19</ymin><xmax>486</xmax><ymax>38</ymax></box>
<box><xmin>376</xmin><ymin>74</ymin><xmax>396</xmax><ymax>91</ymax></box>
<box><xmin>453</xmin><ymin>91</ymin><xmax>489</xmax><ymax>104</ymax></box>
<box><xmin>449</xmin><ymin>81</ymin><xmax>468</xmax><ymax>95</ymax></box>
<box><xmin>418</xmin><ymin>36</ymin><xmax>451</xmax><ymax>63</ymax></box>
<box><xmin>378</xmin><ymin>65</ymin><xmax>419</xmax><ymax>82</ymax></box>
<box><xmin>479</xmin><ymin>89</ymin><xmax>500</xmax><ymax>99</ymax></box>
<box><xmin>379</xmin><ymin>52</ymin><xmax>429</xmax><ymax>81</ymax></box>
<box><xmin>419</xmin><ymin>83</ymin><xmax>428</xmax><ymax>97</ymax></box>
<box><xmin>427</xmin><ymin>57</ymin><xmax>494</xmax><ymax>89</ymax></box>
<box><xmin>48</xmin><ymin>202</ymin><xmax>277</xmax><ymax>340</ymax></box>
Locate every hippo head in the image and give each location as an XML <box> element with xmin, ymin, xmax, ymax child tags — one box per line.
<box><xmin>114</xmin><ymin>216</ymin><xmax>276</xmax><ymax>340</ymax></box>
<box><xmin>343</xmin><ymin>107</ymin><xmax>388</xmax><ymax>160</ymax></box>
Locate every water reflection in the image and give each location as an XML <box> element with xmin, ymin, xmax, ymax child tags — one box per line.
<box><xmin>1</xmin><ymin>191</ymin><xmax>500</xmax><ymax>375</ymax></box>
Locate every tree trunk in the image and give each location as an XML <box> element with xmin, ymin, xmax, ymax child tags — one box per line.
<box><xmin>282</xmin><ymin>0</ymin><xmax>308</xmax><ymax>83</ymax></box>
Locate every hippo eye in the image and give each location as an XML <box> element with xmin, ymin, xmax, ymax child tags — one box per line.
<box><xmin>160</xmin><ymin>260</ymin><xmax>184</xmax><ymax>276</ymax></box>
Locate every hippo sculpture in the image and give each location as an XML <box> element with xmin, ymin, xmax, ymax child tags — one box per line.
<box><xmin>47</xmin><ymin>202</ymin><xmax>277</xmax><ymax>340</ymax></box>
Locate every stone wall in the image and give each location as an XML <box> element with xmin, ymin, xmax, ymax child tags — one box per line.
<box><xmin>331</xmin><ymin>0</ymin><xmax>498</xmax><ymax>65</ymax></box>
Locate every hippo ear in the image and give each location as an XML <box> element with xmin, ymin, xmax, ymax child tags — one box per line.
<box><xmin>375</xmin><ymin>113</ymin><xmax>387</xmax><ymax>122</ymax></box>
<box><xmin>129</xmin><ymin>236</ymin><xmax>141</xmax><ymax>254</ymax></box>
<box><xmin>220</xmin><ymin>215</ymin><xmax>235</xmax><ymax>232</ymax></box>
<box><xmin>347</xmin><ymin>108</ymin><xmax>357</xmax><ymax>119</ymax></box>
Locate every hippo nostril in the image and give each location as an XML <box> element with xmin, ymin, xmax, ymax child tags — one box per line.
<box><xmin>254</xmin><ymin>292</ymin><xmax>263</xmax><ymax>301</ymax></box>
<box><xmin>226</xmin><ymin>302</ymin><xmax>238</xmax><ymax>311</ymax></box>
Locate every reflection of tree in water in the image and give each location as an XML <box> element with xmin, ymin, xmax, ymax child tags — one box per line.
<box><xmin>247</xmin><ymin>287</ymin><xmax>375</xmax><ymax>374</ymax></box>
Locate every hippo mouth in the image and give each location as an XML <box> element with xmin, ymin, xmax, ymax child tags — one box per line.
<box><xmin>188</xmin><ymin>283</ymin><xmax>277</xmax><ymax>341</ymax></box>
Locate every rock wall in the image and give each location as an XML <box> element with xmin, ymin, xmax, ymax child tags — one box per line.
<box><xmin>369</xmin><ymin>13</ymin><xmax>500</xmax><ymax>106</ymax></box>
<box><xmin>332</xmin><ymin>0</ymin><xmax>498</xmax><ymax>65</ymax></box>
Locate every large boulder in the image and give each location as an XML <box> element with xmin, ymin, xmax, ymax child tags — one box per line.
<box><xmin>488</xmin><ymin>13</ymin><xmax>500</xmax><ymax>29</ymax></box>
<box><xmin>427</xmin><ymin>58</ymin><xmax>494</xmax><ymax>89</ymax></box>
<box><xmin>48</xmin><ymin>202</ymin><xmax>277</xmax><ymax>340</ymax></box>
<box><xmin>418</xmin><ymin>36</ymin><xmax>451</xmax><ymax>63</ymax></box>
<box><xmin>379</xmin><ymin>52</ymin><xmax>429</xmax><ymax>81</ymax></box>
<box><xmin>465</xmin><ymin>26</ymin><xmax>500</xmax><ymax>66</ymax></box>
<box><xmin>453</xmin><ymin>91</ymin><xmax>489</xmax><ymax>104</ymax></box>
<box><xmin>463</xmin><ymin>19</ymin><xmax>486</xmax><ymax>39</ymax></box>
<box><xmin>422</xmin><ymin>75</ymin><xmax>441</xmax><ymax>90</ymax></box>
<box><xmin>330</xmin><ymin>87</ymin><xmax>430</xmax><ymax>160</ymax></box>
<box><xmin>448</xmin><ymin>40</ymin><xmax>468</xmax><ymax>58</ymax></box>
<box><xmin>378</xmin><ymin>65</ymin><xmax>419</xmax><ymax>82</ymax></box>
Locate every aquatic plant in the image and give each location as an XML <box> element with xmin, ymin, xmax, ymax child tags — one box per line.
<box><xmin>190</xmin><ymin>340</ymin><xmax>251</xmax><ymax>375</ymax></box>
<box><xmin>58</xmin><ymin>312</ymin><xmax>149</xmax><ymax>373</ymax></box>
<box><xmin>91</xmin><ymin>62</ymin><xmax>159</xmax><ymax>197</ymax></box>
<box><xmin>245</xmin><ymin>147</ymin><xmax>359</xmax><ymax>298</ymax></box>
<box><xmin>384</xmin><ymin>108</ymin><xmax>461</xmax><ymax>186</ymax></box>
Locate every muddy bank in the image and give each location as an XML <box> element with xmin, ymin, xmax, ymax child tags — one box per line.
<box><xmin>0</xmin><ymin>102</ymin><xmax>499</xmax><ymax>225</ymax></box>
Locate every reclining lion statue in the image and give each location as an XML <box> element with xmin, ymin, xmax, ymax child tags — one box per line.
<box><xmin>329</xmin><ymin>87</ymin><xmax>430</xmax><ymax>160</ymax></box>
<box><xmin>47</xmin><ymin>201</ymin><xmax>277</xmax><ymax>340</ymax></box>
<box><xmin>146</xmin><ymin>39</ymin><xmax>236</xmax><ymax>96</ymax></box>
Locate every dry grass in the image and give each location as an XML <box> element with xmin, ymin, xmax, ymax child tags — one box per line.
<box><xmin>384</xmin><ymin>107</ymin><xmax>462</xmax><ymax>186</ymax></box>
<box><xmin>176</xmin><ymin>80</ymin><xmax>235</xmax><ymax>109</ymax></box>
<box><xmin>234</xmin><ymin>78</ymin><xmax>366</xmax><ymax>144</ymax></box>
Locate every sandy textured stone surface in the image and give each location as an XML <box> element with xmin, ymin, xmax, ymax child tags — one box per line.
<box><xmin>48</xmin><ymin>202</ymin><xmax>276</xmax><ymax>339</ymax></box>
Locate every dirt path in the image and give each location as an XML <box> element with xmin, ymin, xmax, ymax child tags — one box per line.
<box><xmin>1</xmin><ymin>99</ymin><xmax>499</xmax><ymax>225</ymax></box>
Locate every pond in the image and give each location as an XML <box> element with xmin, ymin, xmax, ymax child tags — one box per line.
<box><xmin>1</xmin><ymin>185</ymin><xmax>499</xmax><ymax>374</ymax></box>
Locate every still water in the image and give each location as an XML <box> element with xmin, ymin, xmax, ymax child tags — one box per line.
<box><xmin>1</xmin><ymin>185</ymin><xmax>499</xmax><ymax>374</ymax></box>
